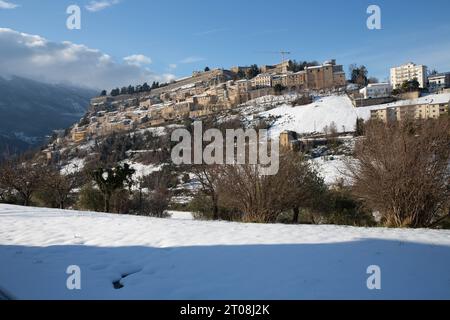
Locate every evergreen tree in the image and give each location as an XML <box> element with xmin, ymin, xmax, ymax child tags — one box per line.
<box><xmin>91</xmin><ymin>164</ymin><xmax>135</xmax><ymax>213</ymax></box>
<box><xmin>246</xmin><ymin>64</ymin><xmax>261</xmax><ymax>79</ymax></box>
<box><xmin>110</xmin><ymin>88</ymin><xmax>120</xmax><ymax>96</ymax></box>
<box><xmin>142</xmin><ymin>82</ymin><xmax>151</xmax><ymax>92</ymax></box>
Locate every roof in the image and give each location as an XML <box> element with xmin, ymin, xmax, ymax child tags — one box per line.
<box><xmin>371</xmin><ymin>93</ymin><xmax>450</xmax><ymax>110</ymax></box>
<box><xmin>428</xmin><ymin>72</ymin><xmax>450</xmax><ymax>79</ymax></box>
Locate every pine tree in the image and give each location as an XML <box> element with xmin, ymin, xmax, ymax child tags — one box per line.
<box><xmin>91</xmin><ymin>164</ymin><xmax>135</xmax><ymax>213</ymax></box>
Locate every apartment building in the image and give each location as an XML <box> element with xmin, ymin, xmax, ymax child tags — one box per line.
<box><xmin>370</xmin><ymin>108</ymin><xmax>397</xmax><ymax>123</ymax></box>
<box><xmin>370</xmin><ymin>94</ymin><xmax>450</xmax><ymax>122</ymax></box>
<box><xmin>390</xmin><ymin>62</ymin><xmax>428</xmax><ymax>89</ymax></box>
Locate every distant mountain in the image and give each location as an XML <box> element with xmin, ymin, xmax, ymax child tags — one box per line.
<box><xmin>0</xmin><ymin>76</ymin><xmax>97</xmax><ymax>157</ymax></box>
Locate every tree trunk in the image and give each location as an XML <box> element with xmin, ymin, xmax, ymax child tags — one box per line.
<box><xmin>292</xmin><ymin>207</ymin><xmax>300</xmax><ymax>224</ymax></box>
<box><xmin>212</xmin><ymin>194</ymin><xmax>219</xmax><ymax>220</ymax></box>
<box><xmin>23</xmin><ymin>193</ymin><xmax>31</xmax><ymax>207</ymax></box>
<box><xmin>104</xmin><ymin>194</ymin><xmax>110</xmax><ymax>213</ymax></box>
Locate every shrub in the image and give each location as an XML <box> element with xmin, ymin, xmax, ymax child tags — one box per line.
<box><xmin>346</xmin><ymin>119</ymin><xmax>450</xmax><ymax>228</ymax></box>
<box><xmin>130</xmin><ymin>189</ymin><xmax>171</xmax><ymax>218</ymax></box>
<box><xmin>325</xmin><ymin>188</ymin><xmax>376</xmax><ymax>227</ymax></box>
<box><xmin>189</xmin><ymin>193</ymin><xmax>241</xmax><ymax>221</ymax></box>
<box><xmin>76</xmin><ymin>184</ymin><xmax>105</xmax><ymax>212</ymax></box>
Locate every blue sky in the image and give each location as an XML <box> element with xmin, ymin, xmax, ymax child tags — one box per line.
<box><xmin>1</xmin><ymin>0</ymin><xmax>449</xmax><ymax>89</ymax></box>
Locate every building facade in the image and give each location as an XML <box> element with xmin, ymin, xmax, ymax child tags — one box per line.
<box><xmin>370</xmin><ymin>98</ymin><xmax>449</xmax><ymax>122</ymax></box>
<box><xmin>428</xmin><ymin>72</ymin><xmax>450</xmax><ymax>92</ymax></box>
<box><xmin>360</xmin><ymin>83</ymin><xmax>392</xmax><ymax>99</ymax></box>
<box><xmin>390</xmin><ymin>62</ymin><xmax>428</xmax><ymax>89</ymax></box>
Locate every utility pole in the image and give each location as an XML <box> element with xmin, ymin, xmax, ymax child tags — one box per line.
<box><xmin>280</xmin><ymin>51</ymin><xmax>291</xmax><ymax>63</ymax></box>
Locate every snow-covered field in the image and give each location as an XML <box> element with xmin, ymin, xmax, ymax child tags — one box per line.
<box><xmin>1</xmin><ymin>205</ymin><xmax>450</xmax><ymax>300</ymax></box>
<box><xmin>260</xmin><ymin>95</ymin><xmax>378</xmax><ymax>138</ymax></box>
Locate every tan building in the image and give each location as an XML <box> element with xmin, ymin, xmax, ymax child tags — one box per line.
<box><xmin>252</xmin><ymin>73</ymin><xmax>273</xmax><ymax>88</ymax></box>
<box><xmin>260</xmin><ymin>61</ymin><xmax>290</xmax><ymax>74</ymax></box>
<box><xmin>371</xmin><ymin>96</ymin><xmax>449</xmax><ymax>122</ymax></box>
<box><xmin>304</xmin><ymin>65</ymin><xmax>334</xmax><ymax>90</ymax></box>
<box><xmin>193</xmin><ymin>93</ymin><xmax>218</xmax><ymax>107</ymax></box>
<box><xmin>370</xmin><ymin>108</ymin><xmax>397</xmax><ymax>122</ymax></box>
<box><xmin>72</xmin><ymin>130</ymin><xmax>87</xmax><ymax>143</ymax></box>
<box><xmin>284</xmin><ymin>72</ymin><xmax>307</xmax><ymax>90</ymax></box>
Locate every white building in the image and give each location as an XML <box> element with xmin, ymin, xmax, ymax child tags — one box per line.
<box><xmin>428</xmin><ymin>72</ymin><xmax>450</xmax><ymax>92</ymax></box>
<box><xmin>390</xmin><ymin>62</ymin><xmax>428</xmax><ymax>89</ymax></box>
<box><xmin>360</xmin><ymin>83</ymin><xmax>392</xmax><ymax>99</ymax></box>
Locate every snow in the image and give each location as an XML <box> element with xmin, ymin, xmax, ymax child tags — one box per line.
<box><xmin>168</xmin><ymin>211</ymin><xmax>193</xmax><ymax>220</ymax></box>
<box><xmin>260</xmin><ymin>95</ymin><xmax>378</xmax><ymax>138</ymax></box>
<box><xmin>122</xmin><ymin>161</ymin><xmax>163</xmax><ymax>180</ymax></box>
<box><xmin>259</xmin><ymin>93</ymin><xmax>450</xmax><ymax>138</ymax></box>
<box><xmin>1</xmin><ymin>204</ymin><xmax>450</xmax><ymax>300</ymax></box>
<box><xmin>370</xmin><ymin>93</ymin><xmax>450</xmax><ymax>111</ymax></box>
<box><xmin>60</xmin><ymin>158</ymin><xmax>85</xmax><ymax>175</ymax></box>
<box><xmin>311</xmin><ymin>156</ymin><xmax>351</xmax><ymax>186</ymax></box>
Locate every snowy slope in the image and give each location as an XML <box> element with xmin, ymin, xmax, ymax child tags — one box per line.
<box><xmin>1</xmin><ymin>204</ymin><xmax>450</xmax><ymax>300</ymax></box>
<box><xmin>260</xmin><ymin>95</ymin><xmax>379</xmax><ymax>138</ymax></box>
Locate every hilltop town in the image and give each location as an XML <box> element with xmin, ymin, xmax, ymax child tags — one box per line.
<box><xmin>67</xmin><ymin>59</ymin><xmax>348</xmax><ymax>143</ymax></box>
<box><xmin>59</xmin><ymin>59</ymin><xmax>450</xmax><ymax>149</ymax></box>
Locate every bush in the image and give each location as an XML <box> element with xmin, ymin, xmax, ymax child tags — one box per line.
<box><xmin>347</xmin><ymin>119</ymin><xmax>450</xmax><ymax>228</ymax></box>
<box><xmin>189</xmin><ymin>193</ymin><xmax>241</xmax><ymax>221</ymax></box>
<box><xmin>76</xmin><ymin>184</ymin><xmax>105</xmax><ymax>212</ymax></box>
<box><xmin>325</xmin><ymin>188</ymin><xmax>376</xmax><ymax>227</ymax></box>
<box><xmin>130</xmin><ymin>189</ymin><xmax>171</xmax><ymax>218</ymax></box>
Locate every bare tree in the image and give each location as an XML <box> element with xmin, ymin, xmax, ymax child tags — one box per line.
<box><xmin>0</xmin><ymin>159</ymin><xmax>44</xmax><ymax>206</ymax></box>
<box><xmin>346</xmin><ymin>119</ymin><xmax>450</xmax><ymax>228</ymax></box>
<box><xmin>218</xmin><ymin>151</ymin><xmax>325</xmax><ymax>223</ymax></box>
<box><xmin>190</xmin><ymin>165</ymin><xmax>222</xmax><ymax>220</ymax></box>
<box><xmin>277</xmin><ymin>152</ymin><xmax>327</xmax><ymax>223</ymax></box>
<box><xmin>42</xmin><ymin>168</ymin><xmax>82</xmax><ymax>209</ymax></box>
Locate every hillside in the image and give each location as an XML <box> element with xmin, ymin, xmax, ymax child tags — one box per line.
<box><xmin>0</xmin><ymin>76</ymin><xmax>96</xmax><ymax>156</ymax></box>
<box><xmin>0</xmin><ymin>204</ymin><xmax>449</xmax><ymax>300</ymax></box>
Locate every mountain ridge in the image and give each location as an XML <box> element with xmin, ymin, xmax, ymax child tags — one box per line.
<box><xmin>0</xmin><ymin>75</ymin><xmax>97</xmax><ymax>157</ymax></box>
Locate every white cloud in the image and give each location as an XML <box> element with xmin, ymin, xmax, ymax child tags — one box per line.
<box><xmin>85</xmin><ymin>0</ymin><xmax>120</xmax><ymax>12</ymax></box>
<box><xmin>0</xmin><ymin>0</ymin><xmax>19</xmax><ymax>9</ymax></box>
<box><xmin>0</xmin><ymin>28</ymin><xmax>174</xmax><ymax>90</ymax></box>
<box><xmin>168</xmin><ymin>63</ymin><xmax>177</xmax><ymax>70</ymax></box>
<box><xmin>124</xmin><ymin>54</ymin><xmax>152</xmax><ymax>67</ymax></box>
<box><xmin>180</xmin><ymin>56</ymin><xmax>205</xmax><ymax>64</ymax></box>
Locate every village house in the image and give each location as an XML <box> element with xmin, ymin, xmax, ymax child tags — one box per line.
<box><xmin>428</xmin><ymin>72</ymin><xmax>450</xmax><ymax>93</ymax></box>
<box><xmin>260</xmin><ymin>61</ymin><xmax>291</xmax><ymax>74</ymax></box>
<box><xmin>252</xmin><ymin>73</ymin><xmax>273</xmax><ymax>88</ymax></box>
<box><xmin>360</xmin><ymin>83</ymin><xmax>392</xmax><ymax>99</ymax></box>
